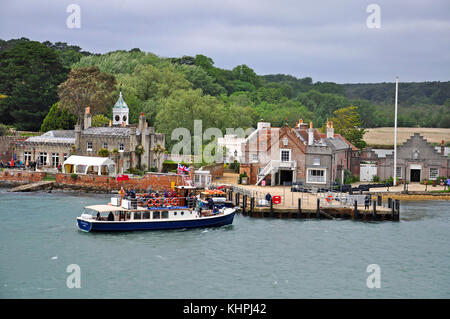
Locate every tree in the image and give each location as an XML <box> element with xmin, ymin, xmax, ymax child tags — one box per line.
<box><xmin>135</xmin><ymin>144</ymin><xmax>145</xmax><ymax>169</ymax></box>
<box><xmin>98</xmin><ymin>148</ymin><xmax>109</xmax><ymax>157</ymax></box>
<box><xmin>91</xmin><ymin>114</ymin><xmax>110</xmax><ymax>127</ymax></box>
<box><xmin>58</xmin><ymin>66</ymin><xmax>116</xmax><ymax>128</ymax></box>
<box><xmin>0</xmin><ymin>41</ymin><xmax>68</xmax><ymax>130</ymax></box>
<box><xmin>40</xmin><ymin>102</ymin><xmax>76</xmax><ymax>132</ymax></box>
<box><xmin>112</xmin><ymin>148</ymin><xmax>119</xmax><ymax>174</ymax></box>
<box><xmin>151</xmin><ymin>144</ymin><xmax>166</xmax><ymax>171</ymax></box>
<box><xmin>330</xmin><ymin>106</ymin><xmax>367</xmax><ymax>149</ymax></box>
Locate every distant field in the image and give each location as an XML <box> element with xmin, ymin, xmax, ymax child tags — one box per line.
<box><xmin>364</xmin><ymin>127</ymin><xmax>450</xmax><ymax>146</ymax></box>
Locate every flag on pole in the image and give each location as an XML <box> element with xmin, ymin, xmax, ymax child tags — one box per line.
<box><xmin>177</xmin><ymin>163</ymin><xmax>190</xmax><ymax>174</ymax></box>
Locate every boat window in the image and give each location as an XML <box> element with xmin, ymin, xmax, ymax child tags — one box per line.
<box><xmin>181</xmin><ymin>211</ymin><xmax>184</xmax><ymax>215</ymax></box>
<box><xmin>153</xmin><ymin>211</ymin><xmax>160</xmax><ymax>219</ymax></box>
<box><xmin>174</xmin><ymin>212</ymin><xmax>177</xmax><ymax>216</ymax></box>
<box><xmin>126</xmin><ymin>212</ymin><xmax>131</xmax><ymax>220</ymax></box>
<box><xmin>161</xmin><ymin>211</ymin><xmax>169</xmax><ymax>219</ymax></box>
<box><xmin>143</xmin><ymin>212</ymin><xmax>150</xmax><ymax>219</ymax></box>
<box><xmin>134</xmin><ymin>212</ymin><xmax>141</xmax><ymax>220</ymax></box>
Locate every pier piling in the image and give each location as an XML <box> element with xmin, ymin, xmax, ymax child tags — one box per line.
<box><xmin>316</xmin><ymin>198</ymin><xmax>320</xmax><ymax>219</ymax></box>
<box><xmin>373</xmin><ymin>200</ymin><xmax>377</xmax><ymax>220</ymax></box>
<box><xmin>270</xmin><ymin>198</ymin><xmax>274</xmax><ymax>217</ymax></box>
<box><xmin>250</xmin><ymin>197</ymin><xmax>255</xmax><ymax>214</ymax></box>
<box><xmin>354</xmin><ymin>200</ymin><xmax>358</xmax><ymax>219</ymax></box>
<box><xmin>298</xmin><ymin>198</ymin><xmax>302</xmax><ymax>214</ymax></box>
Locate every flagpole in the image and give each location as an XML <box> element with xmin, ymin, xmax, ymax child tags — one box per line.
<box><xmin>393</xmin><ymin>76</ymin><xmax>398</xmax><ymax>185</ymax></box>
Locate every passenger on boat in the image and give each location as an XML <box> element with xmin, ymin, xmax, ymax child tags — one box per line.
<box><xmin>108</xmin><ymin>212</ymin><xmax>114</xmax><ymax>221</ymax></box>
<box><xmin>96</xmin><ymin>212</ymin><xmax>101</xmax><ymax>220</ymax></box>
<box><xmin>207</xmin><ymin>197</ymin><xmax>214</xmax><ymax>210</ymax></box>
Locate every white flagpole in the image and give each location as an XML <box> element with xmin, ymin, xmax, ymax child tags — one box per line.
<box><xmin>393</xmin><ymin>76</ymin><xmax>399</xmax><ymax>185</ymax></box>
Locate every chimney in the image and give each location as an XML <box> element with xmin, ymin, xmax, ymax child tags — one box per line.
<box><xmin>326</xmin><ymin>121</ymin><xmax>334</xmax><ymax>139</ymax></box>
<box><xmin>308</xmin><ymin>122</ymin><xmax>314</xmax><ymax>146</ymax></box>
<box><xmin>139</xmin><ymin>112</ymin><xmax>146</xmax><ymax>133</ymax></box>
<box><xmin>84</xmin><ymin>107</ymin><xmax>92</xmax><ymax>129</ymax></box>
<box><xmin>441</xmin><ymin>140</ymin><xmax>445</xmax><ymax>156</ymax></box>
<box><xmin>74</xmin><ymin>124</ymin><xmax>81</xmax><ymax>150</ymax></box>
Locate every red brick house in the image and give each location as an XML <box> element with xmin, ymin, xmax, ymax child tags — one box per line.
<box><xmin>239</xmin><ymin>120</ymin><xmax>359</xmax><ymax>187</ymax></box>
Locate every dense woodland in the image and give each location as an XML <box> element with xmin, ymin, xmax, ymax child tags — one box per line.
<box><xmin>0</xmin><ymin>37</ymin><xmax>449</xmax><ymax>150</ymax></box>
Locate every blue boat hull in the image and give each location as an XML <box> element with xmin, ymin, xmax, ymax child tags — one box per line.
<box><xmin>77</xmin><ymin>212</ymin><xmax>235</xmax><ymax>232</ymax></box>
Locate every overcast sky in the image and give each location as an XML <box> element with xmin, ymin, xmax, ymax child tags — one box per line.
<box><xmin>1</xmin><ymin>0</ymin><xmax>449</xmax><ymax>83</ymax></box>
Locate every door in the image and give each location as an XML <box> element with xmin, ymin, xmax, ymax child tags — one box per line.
<box><xmin>410</xmin><ymin>169</ymin><xmax>421</xmax><ymax>182</ymax></box>
<box><xmin>279</xmin><ymin>169</ymin><xmax>293</xmax><ymax>185</ymax></box>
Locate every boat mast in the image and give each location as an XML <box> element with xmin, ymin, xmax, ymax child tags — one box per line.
<box><xmin>393</xmin><ymin>76</ymin><xmax>399</xmax><ymax>185</ymax></box>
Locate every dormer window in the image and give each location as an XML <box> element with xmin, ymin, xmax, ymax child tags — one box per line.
<box><xmin>87</xmin><ymin>142</ymin><xmax>93</xmax><ymax>151</ymax></box>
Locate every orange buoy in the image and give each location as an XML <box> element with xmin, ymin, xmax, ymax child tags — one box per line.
<box><xmin>153</xmin><ymin>198</ymin><xmax>161</xmax><ymax>207</ymax></box>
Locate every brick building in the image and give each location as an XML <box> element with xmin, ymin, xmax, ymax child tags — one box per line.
<box><xmin>239</xmin><ymin>120</ymin><xmax>358</xmax><ymax>187</ymax></box>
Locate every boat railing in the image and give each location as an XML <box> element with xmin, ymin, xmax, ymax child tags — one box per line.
<box><xmin>120</xmin><ymin>195</ymin><xmax>198</xmax><ymax>210</ymax></box>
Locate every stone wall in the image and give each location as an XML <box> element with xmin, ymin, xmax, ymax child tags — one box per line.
<box><xmin>0</xmin><ymin>136</ymin><xmax>28</xmax><ymax>162</ymax></box>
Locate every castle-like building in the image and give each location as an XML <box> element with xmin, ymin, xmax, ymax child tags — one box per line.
<box><xmin>15</xmin><ymin>92</ymin><xmax>165</xmax><ymax>173</ymax></box>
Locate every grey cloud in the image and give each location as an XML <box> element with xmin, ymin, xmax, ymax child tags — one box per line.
<box><xmin>0</xmin><ymin>0</ymin><xmax>449</xmax><ymax>83</ymax></box>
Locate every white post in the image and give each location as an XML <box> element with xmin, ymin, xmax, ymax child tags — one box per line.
<box><xmin>393</xmin><ymin>76</ymin><xmax>399</xmax><ymax>185</ymax></box>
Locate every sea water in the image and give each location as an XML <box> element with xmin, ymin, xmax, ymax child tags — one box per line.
<box><xmin>0</xmin><ymin>188</ymin><xmax>449</xmax><ymax>298</ymax></box>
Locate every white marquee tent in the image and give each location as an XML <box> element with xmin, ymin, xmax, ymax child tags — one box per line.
<box><xmin>63</xmin><ymin>155</ymin><xmax>116</xmax><ymax>176</ymax></box>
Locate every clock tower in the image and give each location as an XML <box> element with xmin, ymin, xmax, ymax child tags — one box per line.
<box><xmin>112</xmin><ymin>91</ymin><xmax>129</xmax><ymax>126</ymax></box>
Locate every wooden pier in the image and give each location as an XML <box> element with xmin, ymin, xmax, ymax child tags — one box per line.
<box><xmin>226</xmin><ymin>188</ymin><xmax>400</xmax><ymax>222</ymax></box>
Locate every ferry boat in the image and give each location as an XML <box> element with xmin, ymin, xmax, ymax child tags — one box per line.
<box><xmin>76</xmin><ymin>194</ymin><xmax>237</xmax><ymax>232</ymax></box>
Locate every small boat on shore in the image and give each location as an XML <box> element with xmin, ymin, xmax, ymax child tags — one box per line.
<box><xmin>76</xmin><ymin>195</ymin><xmax>237</xmax><ymax>232</ymax></box>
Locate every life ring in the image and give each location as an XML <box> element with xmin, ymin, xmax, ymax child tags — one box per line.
<box><xmin>171</xmin><ymin>198</ymin><xmax>178</xmax><ymax>206</ymax></box>
<box><xmin>153</xmin><ymin>198</ymin><xmax>161</xmax><ymax>207</ymax></box>
<box><xmin>326</xmin><ymin>195</ymin><xmax>333</xmax><ymax>202</ymax></box>
<box><xmin>163</xmin><ymin>198</ymin><xmax>171</xmax><ymax>206</ymax></box>
<box><xmin>147</xmin><ymin>199</ymin><xmax>154</xmax><ymax>207</ymax></box>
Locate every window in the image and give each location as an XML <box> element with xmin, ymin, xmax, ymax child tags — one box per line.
<box><xmin>313</xmin><ymin>158</ymin><xmax>320</xmax><ymax>166</ymax></box>
<box><xmin>63</xmin><ymin>153</ymin><xmax>68</xmax><ymax>161</ymax></box>
<box><xmin>396</xmin><ymin>167</ymin><xmax>402</xmax><ymax>178</ymax></box>
<box><xmin>87</xmin><ymin>142</ymin><xmax>93</xmax><ymax>151</ymax></box>
<box><xmin>115</xmin><ymin>115</ymin><xmax>120</xmax><ymax>122</ymax></box>
<box><xmin>143</xmin><ymin>212</ymin><xmax>150</xmax><ymax>219</ymax></box>
<box><xmin>39</xmin><ymin>152</ymin><xmax>47</xmax><ymax>166</ymax></box>
<box><xmin>122</xmin><ymin>115</ymin><xmax>127</xmax><ymax>122</ymax></box>
<box><xmin>429</xmin><ymin>168</ymin><xmax>439</xmax><ymax>180</ymax></box>
<box><xmin>307</xmin><ymin>169</ymin><xmax>326</xmax><ymax>184</ymax></box>
<box><xmin>252</xmin><ymin>154</ymin><xmax>258</xmax><ymax>162</ymax></box>
<box><xmin>161</xmin><ymin>211</ymin><xmax>169</xmax><ymax>219</ymax></box>
<box><xmin>103</xmin><ymin>142</ymin><xmax>108</xmax><ymax>149</ymax></box>
<box><xmin>119</xmin><ymin>143</ymin><xmax>124</xmax><ymax>152</ymax></box>
<box><xmin>282</xmin><ymin>137</ymin><xmax>288</xmax><ymax>146</ymax></box>
<box><xmin>281</xmin><ymin>149</ymin><xmax>291</xmax><ymax>162</ymax></box>
<box><xmin>24</xmin><ymin>151</ymin><xmax>31</xmax><ymax>163</ymax></box>
<box><xmin>134</xmin><ymin>212</ymin><xmax>141</xmax><ymax>220</ymax></box>
<box><xmin>51</xmin><ymin>153</ymin><xmax>59</xmax><ymax>167</ymax></box>
<box><xmin>153</xmin><ymin>211</ymin><xmax>160</xmax><ymax>219</ymax></box>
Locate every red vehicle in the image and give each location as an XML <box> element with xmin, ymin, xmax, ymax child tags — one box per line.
<box><xmin>116</xmin><ymin>174</ymin><xmax>129</xmax><ymax>181</ymax></box>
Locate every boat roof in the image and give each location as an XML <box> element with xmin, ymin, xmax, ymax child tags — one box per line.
<box><xmin>84</xmin><ymin>205</ymin><xmax>128</xmax><ymax>213</ymax></box>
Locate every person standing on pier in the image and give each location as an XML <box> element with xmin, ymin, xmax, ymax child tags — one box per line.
<box><xmin>364</xmin><ymin>195</ymin><xmax>371</xmax><ymax>210</ymax></box>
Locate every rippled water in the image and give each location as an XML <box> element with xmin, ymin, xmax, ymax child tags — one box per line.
<box><xmin>0</xmin><ymin>188</ymin><xmax>449</xmax><ymax>298</ymax></box>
